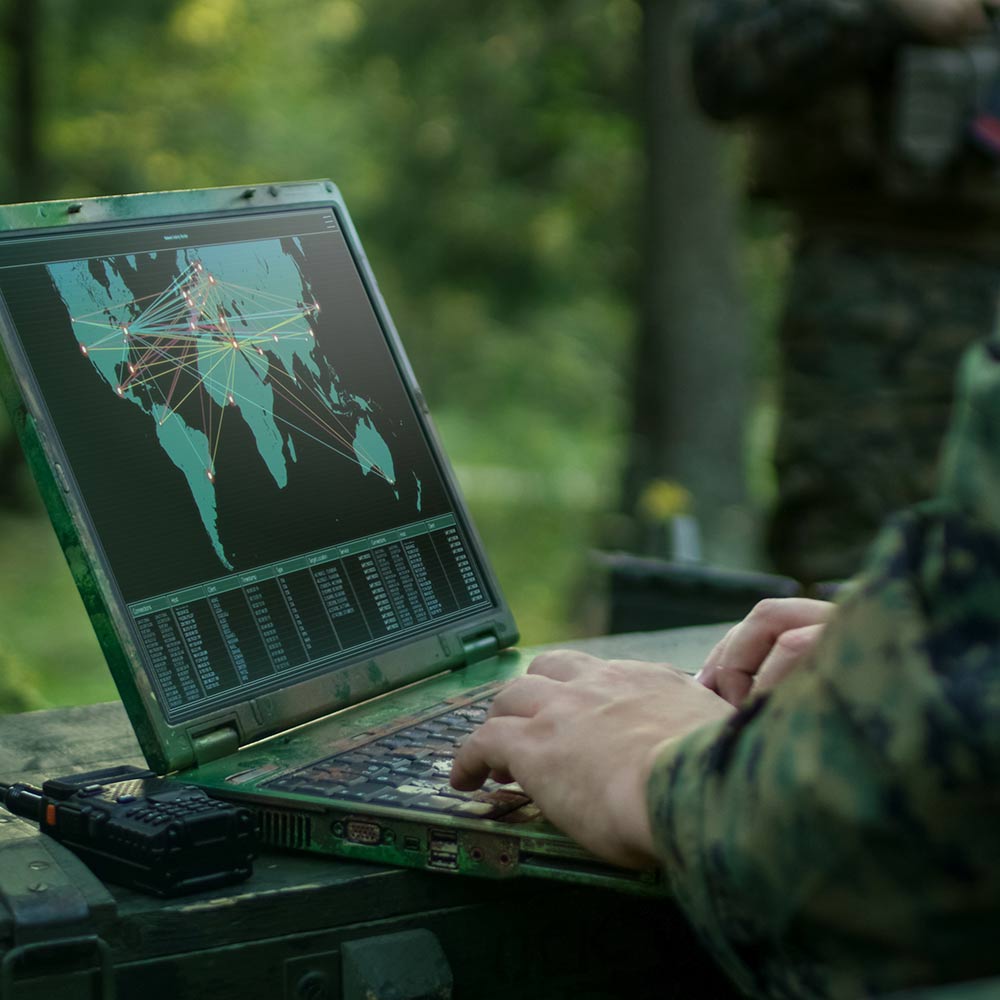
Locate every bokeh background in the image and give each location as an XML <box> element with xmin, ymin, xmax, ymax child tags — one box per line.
<box><xmin>0</xmin><ymin>0</ymin><xmax>788</xmax><ymax>711</ymax></box>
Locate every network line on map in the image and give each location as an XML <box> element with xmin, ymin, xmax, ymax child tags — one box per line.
<box><xmin>69</xmin><ymin>258</ymin><xmax>394</xmax><ymax>486</ymax></box>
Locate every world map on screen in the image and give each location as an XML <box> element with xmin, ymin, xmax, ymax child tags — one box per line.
<box><xmin>48</xmin><ymin>237</ymin><xmax>411</xmax><ymax>569</ymax></box>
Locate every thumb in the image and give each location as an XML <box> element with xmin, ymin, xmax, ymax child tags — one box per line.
<box><xmin>754</xmin><ymin>623</ymin><xmax>826</xmax><ymax>694</ymax></box>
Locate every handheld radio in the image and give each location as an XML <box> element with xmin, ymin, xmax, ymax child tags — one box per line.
<box><xmin>0</xmin><ymin>764</ymin><xmax>255</xmax><ymax>897</ymax></box>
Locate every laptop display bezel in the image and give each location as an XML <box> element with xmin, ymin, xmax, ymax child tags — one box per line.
<box><xmin>0</xmin><ymin>182</ymin><xmax>519</xmax><ymax>774</ymax></box>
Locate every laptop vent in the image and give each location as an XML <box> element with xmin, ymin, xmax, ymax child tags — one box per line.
<box><xmin>256</xmin><ymin>808</ymin><xmax>313</xmax><ymax>850</ymax></box>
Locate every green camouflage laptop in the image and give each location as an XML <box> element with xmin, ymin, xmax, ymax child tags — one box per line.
<box><xmin>0</xmin><ymin>181</ymin><xmax>660</xmax><ymax>895</ymax></box>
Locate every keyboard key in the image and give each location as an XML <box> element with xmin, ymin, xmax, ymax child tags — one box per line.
<box><xmin>454</xmin><ymin>800</ymin><xmax>494</xmax><ymax>817</ymax></box>
<box><xmin>286</xmin><ymin>783</ymin><xmax>327</xmax><ymax>797</ymax></box>
<box><xmin>454</xmin><ymin>707</ymin><xmax>488</xmax><ymax>720</ymax></box>
<box><xmin>422</xmin><ymin>735</ymin><xmax>458</xmax><ymax>748</ymax></box>
<box><xmin>409</xmin><ymin>795</ymin><xmax>461</xmax><ymax>813</ymax></box>
<box><xmin>339</xmin><ymin>782</ymin><xmax>385</xmax><ymax>801</ymax></box>
<box><xmin>371</xmin><ymin>788</ymin><xmax>420</xmax><ymax>807</ymax></box>
<box><xmin>395</xmin><ymin>783</ymin><xmax>435</xmax><ymax>796</ymax></box>
<box><xmin>429</xmin><ymin>785</ymin><xmax>468</xmax><ymax>800</ymax></box>
<box><xmin>474</xmin><ymin>789</ymin><xmax>531</xmax><ymax>817</ymax></box>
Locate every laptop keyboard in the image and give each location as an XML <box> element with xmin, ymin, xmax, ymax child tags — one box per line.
<box><xmin>261</xmin><ymin>689</ymin><xmax>533</xmax><ymax>820</ymax></box>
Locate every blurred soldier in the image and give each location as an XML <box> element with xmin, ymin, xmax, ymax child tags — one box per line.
<box><xmin>452</xmin><ymin>333</ymin><xmax>1000</xmax><ymax>995</ymax></box>
<box><xmin>691</xmin><ymin>0</ymin><xmax>1000</xmax><ymax>582</ymax></box>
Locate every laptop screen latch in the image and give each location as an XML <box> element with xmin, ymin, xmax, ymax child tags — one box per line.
<box><xmin>460</xmin><ymin>631</ymin><xmax>500</xmax><ymax>665</ymax></box>
<box><xmin>191</xmin><ymin>724</ymin><xmax>241</xmax><ymax>765</ymax></box>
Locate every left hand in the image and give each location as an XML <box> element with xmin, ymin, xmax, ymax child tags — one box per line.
<box><xmin>450</xmin><ymin>650</ymin><xmax>734</xmax><ymax>868</ymax></box>
<box><xmin>697</xmin><ymin>598</ymin><xmax>833</xmax><ymax>706</ymax></box>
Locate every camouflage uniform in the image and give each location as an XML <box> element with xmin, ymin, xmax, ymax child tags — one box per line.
<box><xmin>693</xmin><ymin>0</ymin><xmax>1000</xmax><ymax>582</ymax></box>
<box><xmin>647</xmin><ymin>340</ymin><xmax>1000</xmax><ymax>996</ymax></box>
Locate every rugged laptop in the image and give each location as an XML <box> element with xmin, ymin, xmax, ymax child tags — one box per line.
<box><xmin>0</xmin><ymin>181</ymin><xmax>660</xmax><ymax>895</ymax></box>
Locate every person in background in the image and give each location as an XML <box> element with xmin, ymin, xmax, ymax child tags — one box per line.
<box><xmin>692</xmin><ymin>0</ymin><xmax>1000</xmax><ymax>583</ymax></box>
<box><xmin>452</xmin><ymin>332</ymin><xmax>1000</xmax><ymax>996</ymax></box>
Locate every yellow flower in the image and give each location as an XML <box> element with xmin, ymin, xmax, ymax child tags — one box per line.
<box><xmin>637</xmin><ymin>479</ymin><xmax>692</xmax><ymax>522</ymax></box>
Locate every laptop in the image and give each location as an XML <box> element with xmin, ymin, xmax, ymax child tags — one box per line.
<box><xmin>0</xmin><ymin>181</ymin><xmax>661</xmax><ymax>895</ymax></box>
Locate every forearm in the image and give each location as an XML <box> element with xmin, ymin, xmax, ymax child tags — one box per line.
<box><xmin>691</xmin><ymin>0</ymin><xmax>907</xmax><ymax>119</ymax></box>
<box><xmin>647</xmin><ymin>341</ymin><xmax>1000</xmax><ymax>997</ymax></box>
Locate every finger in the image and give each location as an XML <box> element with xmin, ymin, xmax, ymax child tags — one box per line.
<box><xmin>714</xmin><ymin>598</ymin><xmax>835</xmax><ymax>706</ymax></box>
<box><xmin>488</xmin><ymin>674</ymin><xmax>560</xmax><ymax>719</ymax></box>
<box><xmin>755</xmin><ymin>623</ymin><xmax>826</xmax><ymax>694</ymax></box>
<box><xmin>450</xmin><ymin>716</ymin><xmax>527</xmax><ymax>791</ymax></box>
<box><xmin>527</xmin><ymin>649</ymin><xmax>606</xmax><ymax>682</ymax></box>
<box><xmin>695</xmin><ymin>623</ymin><xmax>739</xmax><ymax>690</ymax></box>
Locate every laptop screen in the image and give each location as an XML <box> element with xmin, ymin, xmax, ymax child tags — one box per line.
<box><xmin>0</xmin><ymin>206</ymin><xmax>494</xmax><ymax>723</ymax></box>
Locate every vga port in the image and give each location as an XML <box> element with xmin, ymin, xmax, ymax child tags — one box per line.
<box><xmin>346</xmin><ymin>819</ymin><xmax>381</xmax><ymax>845</ymax></box>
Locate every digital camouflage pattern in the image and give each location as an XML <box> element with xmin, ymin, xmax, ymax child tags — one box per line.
<box><xmin>648</xmin><ymin>339</ymin><xmax>1000</xmax><ymax>997</ymax></box>
<box><xmin>768</xmin><ymin>237</ymin><xmax>1000</xmax><ymax>582</ymax></box>
<box><xmin>692</xmin><ymin>0</ymin><xmax>1000</xmax><ymax>582</ymax></box>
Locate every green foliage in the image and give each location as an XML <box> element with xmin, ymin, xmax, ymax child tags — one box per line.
<box><xmin>0</xmin><ymin>645</ymin><xmax>44</xmax><ymax>713</ymax></box>
<box><xmin>0</xmin><ymin>512</ymin><xmax>112</xmax><ymax>709</ymax></box>
<box><xmin>38</xmin><ymin>0</ymin><xmax>642</xmax><ymax>453</ymax></box>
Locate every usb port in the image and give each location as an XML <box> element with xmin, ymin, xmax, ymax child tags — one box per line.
<box><xmin>428</xmin><ymin>829</ymin><xmax>459</xmax><ymax>870</ymax></box>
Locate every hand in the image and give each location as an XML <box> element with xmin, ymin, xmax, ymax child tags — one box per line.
<box><xmin>889</xmin><ymin>0</ymin><xmax>998</xmax><ymax>42</ymax></box>
<box><xmin>697</xmin><ymin>597</ymin><xmax>834</xmax><ymax>706</ymax></box>
<box><xmin>450</xmin><ymin>651</ymin><xmax>734</xmax><ymax>868</ymax></box>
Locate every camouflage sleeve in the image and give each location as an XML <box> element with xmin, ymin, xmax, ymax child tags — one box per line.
<box><xmin>647</xmin><ymin>340</ymin><xmax>1000</xmax><ymax>997</ymax></box>
<box><xmin>691</xmin><ymin>0</ymin><xmax>909</xmax><ymax>119</ymax></box>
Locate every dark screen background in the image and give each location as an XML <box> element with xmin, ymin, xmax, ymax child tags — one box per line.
<box><xmin>0</xmin><ymin>208</ymin><xmax>484</xmax><ymax>605</ymax></box>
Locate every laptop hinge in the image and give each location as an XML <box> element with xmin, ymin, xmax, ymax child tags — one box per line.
<box><xmin>460</xmin><ymin>630</ymin><xmax>500</xmax><ymax>665</ymax></box>
<box><xmin>191</xmin><ymin>724</ymin><xmax>241</xmax><ymax>766</ymax></box>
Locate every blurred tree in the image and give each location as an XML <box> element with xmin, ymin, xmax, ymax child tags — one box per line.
<box><xmin>0</xmin><ymin>0</ymin><xmax>42</xmax><ymax>507</ymax></box>
<box><xmin>8</xmin><ymin>0</ymin><xmax>41</xmax><ymax>201</ymax></box>
<box><xmin>621</xmin><ymin>0</ymin><xmax>752</xmax><ymax>567</ymax></box>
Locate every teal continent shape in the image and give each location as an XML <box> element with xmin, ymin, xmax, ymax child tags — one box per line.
<box><xmin>48</xmin><ymin>238</ymin><xmax>415</xmax><ymax>569</ymax></box>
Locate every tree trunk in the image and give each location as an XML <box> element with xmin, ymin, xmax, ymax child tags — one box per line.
<box><xmin>0</xmin><ymin>0</ymin><xmax>42</xmax><ymax>507</ymax></box>
<box><xmin>622</xmin><ymin>0</ymin><xmax>754</xmax><ymax>567</ymax></box>
<box><xmin>9</xmin><ymin>0</ymin><xmax>41</xmax><ymax>201</ymax></box>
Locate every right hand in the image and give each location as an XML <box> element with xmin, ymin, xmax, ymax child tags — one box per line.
<box><xmin>889</xmin><ymin>0</ymin><xmax>998</xmax><ymax>42</ymax></box>
<box><xmin>450</xmin><ymin>650</ymin><xmax>734</xmax><ymax>868</ymax></box>
<box><xmin>696</xmin><ymin>598</ymin><xmax>835</xmax><ymax>706</ymax></box>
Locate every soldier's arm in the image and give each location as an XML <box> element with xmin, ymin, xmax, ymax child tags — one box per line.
<box><xmin>649</xmin><ymin>339</ymin><xmax>1000</xmax><ymax>995</ymax></box>
<box><xmin>691</xmin><ymin>0</ymin><xmax>909</xmax><ymax>119</ymax></box>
